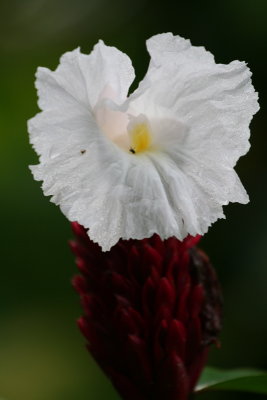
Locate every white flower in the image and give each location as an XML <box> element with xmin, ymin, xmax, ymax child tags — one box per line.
<box><xmin>28</xmin><ymin>33</ymin><xmax>259</xmax><ymax>251</ymax></box>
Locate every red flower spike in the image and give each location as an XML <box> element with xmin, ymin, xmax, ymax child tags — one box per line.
<box><xmin>70</xmin><ymin>222</ymin><xmax>222</xmax><ymax>400</ymax></box>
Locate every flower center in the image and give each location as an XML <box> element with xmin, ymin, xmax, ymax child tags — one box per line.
<box><xmin>129</xmin><ymin>122</ymin><xmax>152</xmax><ymax>154</ymax></box>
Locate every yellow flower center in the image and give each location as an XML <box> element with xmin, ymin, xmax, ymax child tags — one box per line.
<box><xmin>129</xmin><ymin>123</ymin><xmax>152</xmax><ymax>154</ymax></box>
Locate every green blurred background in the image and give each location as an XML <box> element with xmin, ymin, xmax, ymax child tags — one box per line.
<box><xmin>0</xmin><ymin>0</ymin><xmax>266</xmax><ymax>399</ymax></box>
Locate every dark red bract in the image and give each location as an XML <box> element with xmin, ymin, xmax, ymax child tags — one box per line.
<box><xmin>70</xmin><ymin>222</ymin><xmax>222</xmax><ymax>400</ymax></box>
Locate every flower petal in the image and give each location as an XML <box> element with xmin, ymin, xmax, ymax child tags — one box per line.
<box><xmin>30</xmin><ymin>136</ymin><xmax>187</xmax><ymax>251</ymax></box>
<box><xmin>147</xmin><ymin>32</ymin><xmax>215</xmax><ymax>68</ymax></box>
<box><xmin>29</xmin><ymin>41</ymin><xmax>135</xmax><ymax>161</ymax></box>
<box><xmin>126</xmin><ymin>33</ymin><xmax>258</xmax><ymax>221</ymax></box>
<box><xmin>35</xmin><ymin>41</ymin><xmax>135</xmax><ymax>113</ymax></box>
<box><xmin>131</xmin><ymin>33</ymin><xmax>259</xmax><ymax>167</ymax></box>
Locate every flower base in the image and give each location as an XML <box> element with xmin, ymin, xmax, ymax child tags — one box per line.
<box><xmin>71</xmin><ymin>222</ymin><xmax>222</xmax><ymax>400</ymax></box>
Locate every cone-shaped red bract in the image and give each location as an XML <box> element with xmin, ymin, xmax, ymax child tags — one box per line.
<box><xmin>71</xmin><ymin>222</ymin><xmax>222</xmax><ymax>400</ymax></box>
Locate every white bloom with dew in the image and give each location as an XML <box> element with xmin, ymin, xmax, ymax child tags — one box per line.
<box><xmin>28</xmin><ymin>33</ymin><xmax>259</xmax><ymax>251</ymax></box>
